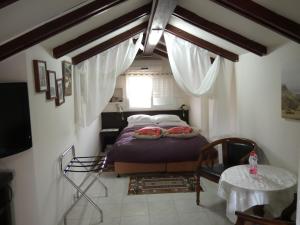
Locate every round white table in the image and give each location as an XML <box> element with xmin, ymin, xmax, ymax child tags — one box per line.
<box><xmin>217</xmin><ymin>165</ymin><xmax>297</xmax><ymax>223</ymax></box>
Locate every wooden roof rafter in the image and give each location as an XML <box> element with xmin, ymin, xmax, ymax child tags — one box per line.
<box><xmin>72</xmin><ymin>22</ymin><xmax>148</xmax><ymax>65</ymax></box>
<box><xmin>0</xmin><ymin>0</ymin><xmax>126</xmax><ymax>61</ymax></box>
<box><xmin>153</xmin><ymin>49</ymin><xmax>168</xmax><ymax>58</ymax></box>
<box><xmin>156</xmin><ymin>43</ymin><xmax>167</xmax><ymax>53</ymax></box>
<box><xmin>173</xmin><ymin>6</ymin><xmax>267</xmax><ymax>56</ymax></box>
<box><xmin>53</xmin><ymin>3</ymin><xmax>152</xmax><ymax>58</ymax></box>
<box><xmin>143</xmin><ymin>0</ymin><xmax>178</xmax><ymax>55</ymax></box>
<box><xmin>211</xmin><ymin>0</ymin><xmax>300</xmax><ymax>43</ymax></box>
<box><xmin>165</xmin><ymin>24</ymin><xmax>239</xmax><ymax>62</ymax></box>
<box><xmin>0</xmin><ymin>0</ymin><xmax>18</xmax><ymax>9</ymax></box>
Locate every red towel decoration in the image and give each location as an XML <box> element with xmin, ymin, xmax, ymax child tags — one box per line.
<box><xmin>135</xmin><ymin>127</ymin><xmax>162</xmax><ymax>136</ymax></box>
<box><xmin>167</xmin><ymin>126</ymin><xmax>193</xmax><ymax>134</ymax></box>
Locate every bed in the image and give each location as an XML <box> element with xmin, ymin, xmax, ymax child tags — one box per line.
<box><xmin>102</xmin><ymin>110</ymin><xmax>210</xmax><ymax>175</ymax></box>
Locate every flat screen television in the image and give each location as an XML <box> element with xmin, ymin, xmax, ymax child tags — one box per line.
<box><xmin>0</xmin><ymin>82</ymin><xmax>32</xmax><ymax>158</ymax></box>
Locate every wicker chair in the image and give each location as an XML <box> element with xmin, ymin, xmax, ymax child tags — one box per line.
<box><xmin>195</xmin><ymin>137</ymin><xmax>257</xmax><ymax>205</ymax></box>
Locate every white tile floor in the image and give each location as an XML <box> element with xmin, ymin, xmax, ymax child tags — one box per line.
<box><xmin>64</xmin><ymin>172</ymin><xmax>233</xmax><ymax>225</ymax></box>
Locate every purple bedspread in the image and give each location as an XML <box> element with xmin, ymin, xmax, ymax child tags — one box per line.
<box><xmin>106</xmin><ymin>125</ymin><xmax>209</xmax><ymax>164</ymax></box>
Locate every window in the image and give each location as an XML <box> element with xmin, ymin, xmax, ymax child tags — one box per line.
<box><xmin>125</xmin><ymin>73</ymin><xmax>187</xmax><ymax>109</ymax></box>
<box><xmin>126</xmin><ymin>75</ymin><xmax>153</xmax><ymax>108</ymax></box>
<box><xmin>152</xmin><ymin>75</ymin><xmax>176</xmax><ymax>106</ymax></box>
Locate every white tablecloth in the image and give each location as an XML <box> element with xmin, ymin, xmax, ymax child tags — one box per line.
<box><xmin>217</xmin><ymin>165</ymin><xmax>297</xmax><ymax>223</ymax></box>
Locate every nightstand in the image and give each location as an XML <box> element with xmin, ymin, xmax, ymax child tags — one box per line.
<box><xmin>100</xmin><ymin>128</ymin><xmax>119</xmax><ymax>152</ymax></box>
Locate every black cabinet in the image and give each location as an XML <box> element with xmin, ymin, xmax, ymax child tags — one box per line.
<box><xmin>100</xmin><ymin>128</ymin><xmax>119</xmax><ymax>152</ymax></box>
<box><xmin>0</xmin><ymin>172</ymin><xmax>13</xmax><ymax>225</ymax></box>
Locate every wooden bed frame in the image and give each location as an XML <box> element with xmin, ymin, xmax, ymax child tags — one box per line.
<box><xmin>114</xmin><ymin>161</ymin><xmax>198</xmax><ymax>175</ymax></box>
<box><xmin>101</xmin><ymin>109</ymin><xmax>198</xmax><ymax>175</ymax></box>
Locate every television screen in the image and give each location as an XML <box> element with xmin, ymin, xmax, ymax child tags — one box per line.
<box><xmin>0</xmin><ymin>83</ymin><xmax>32</xmax><ymax>158</ymax></box>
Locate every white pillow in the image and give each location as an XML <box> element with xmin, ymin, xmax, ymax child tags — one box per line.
<box><xmin>157</xmin><ymin>121</ymin><xmax>188</xmax><ymax>127</ymax></box>
<box><xmin>127</xmin><ymin>122</ymin><xmax>156</xmax><ymax>128</ymax></box>
<box><xmin>153</xmin><ymin>114</ymin><xmax>181</xmax><ymax>123</ymax></box>
<box><xmin>127</xmin><ymin>114</ymin><xmax>154</xmax><ymax>124</ymax></box>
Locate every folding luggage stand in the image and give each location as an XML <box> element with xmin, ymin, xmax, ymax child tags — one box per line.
<box><xmin>60</xmin><ymin>145</ymin><xmax>108</xmax><ymax>224</ymax></box>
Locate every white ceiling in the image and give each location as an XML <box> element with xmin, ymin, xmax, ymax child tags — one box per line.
<box><xmin>177</xmin><ymin>0</ymin><xmax>290</xmax><ymax>49</ymax></box>
<box><xmin>168</xmin><ymin>16</ymin><xmax>247</xmax><ymax>55</ymax></box>
<box><xmin>41</xmin><ymin>0</ymin><xmax>150</xmax><ymax>54</ymax></box>
<box><xmin>66</xmin><ymin>16</ymin><xmax>148</xmax><ymax>58</ymax></box>
<box><xmin>0</xmin><ymin>0</ymin><xmax>87</xmax><ymax>44</ymax></box>
<box><xmin>253</xmin><ymin>0</ymin><xmax>300</xmax><ymax>24</ymax></box>
<box><xmin>0</xmin><ymin>0</ymin><xmax>299</xmax><ymax>60</ymax></box>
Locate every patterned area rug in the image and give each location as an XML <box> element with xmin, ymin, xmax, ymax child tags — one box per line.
<box><xmin>128</xmin><ymin>173</ymin><xmax>203</xmax><ymax>195</ymax></box>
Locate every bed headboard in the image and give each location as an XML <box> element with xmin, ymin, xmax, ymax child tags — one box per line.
<box><xmin>101</xmin><ymin>110</ymin><xmax>189</xmax><ymax>130</ymax></box>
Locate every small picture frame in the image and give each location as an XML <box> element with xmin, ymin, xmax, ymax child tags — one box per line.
<box><xmin>46</xmin><ymin>70</ymin><xmax>57</xmax><ymax>100</ymax></box>
<box><xmin>62</xmin><ymin>61</ymin><xmax>72</xmax><ymax>96</ymax></box>
<box><xmin>33</xmin><ymin>60</ymin><xmax>47</xmax><ymax>92</ymax></box>
<box><xmin>55</xmin><ymin>79</ymin><xmax>65</xmax><ymax>106</ymax></box>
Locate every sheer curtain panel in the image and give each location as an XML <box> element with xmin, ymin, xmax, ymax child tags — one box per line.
<box><xmin>164</xmin><ymin>33</ymin><xmax>236</xmax><ymax>138</ymax></box>
<box><xmin>74</xmin><ymin>34</ymin><xmax>143</xmax><ymax>127</ymax></box>
<box><xmin>164</xmin><ymin>32</ymin><xmax>221</xmax><ymax>97</ymax></box>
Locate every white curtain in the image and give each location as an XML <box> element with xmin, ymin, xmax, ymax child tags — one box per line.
<box><xmin>164</xmin><ymin>32</ymin><xmax>236</xmax><ymax>138</ymax></box>
<box><xmin>209</xmin><ymin>60</ymin><xmax>236</xmax><ymax>138</ymax></box>
<box><xmin>74</xmin><ymin>34</ymin><xmax>143</xmax><ymax>127</ymax></box>
<box><xmin>164</xmin><ymin>32</ymin><xmax>221</xmax><ymax>97</ymax></box>
<box><xmin>152</xmin><ymin>74</ymin><xmax>176</xmax><ymax>106</ymax></box>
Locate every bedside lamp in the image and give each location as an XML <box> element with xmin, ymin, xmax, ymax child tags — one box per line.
<box><xmin>116</xmin><ymin>103</ymin><xmax>125</xmax><ymax>121</ymax></box>
<box><xmin>179</xmin><ymin>104</ymin><xmax>188</xmax><ymax>119</ymax></box>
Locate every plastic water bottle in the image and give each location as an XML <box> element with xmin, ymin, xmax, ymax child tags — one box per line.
<box><xmin>249</xmin><ymin>151</ymin><xmax>258</xmax><ymax>175</ymax></box>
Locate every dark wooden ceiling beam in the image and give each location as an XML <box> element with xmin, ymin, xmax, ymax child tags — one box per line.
<box><xmin>72</xmin><ymin>22</ymin><xmax>147</xmax><ymax>65</ymax></box>
<box><xmin>53</xmin><ymin>3</ymin><xmax>151</xmax><ymax>58</ymax></box>
<box><xmin>0</xmin><ymin>0</ymin><xmax>126</xmax><ymax>61</ymax></box>
<box><xmin>165</xmin><ymin>24</ymin><xmax>238</xmax><ymax>62</ymax></box>
<box><xmin>143</xmin><ymin>0</ymin><xmax>177</xmax><ymax>55</ymax></box>
<box><xmin>211</xmin><ymin>0</ymin><xmax>300</xmax><ymax>43</ymax></box>
<box><xmin>173</xmin><ymin>6</ymin><xmax>267</xmax><ymax>56</ymax></box>
<box><xmin>154</xmin><ymin>49</ymin><xmax>168</xmax><ymax>58</ymax></box>
<box><xmin>0</xmin><ymin>0</ymin><xmax>18</xmax><ymax>9</ymax></box>
<box><xmin>156</xmin><ymin>43</ymin><xmax>167</xmax><ymax>53</ymax></box>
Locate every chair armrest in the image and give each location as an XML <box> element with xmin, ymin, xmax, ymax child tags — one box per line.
<box><xmin>235</xmin><ymin>211</ymin><xmax>295</xmax><ymax>225</ymax></box>
<box><xmin>196</xmin><ymin>140</ymin><xmax>222</xmax><ymax>169</ymax></box>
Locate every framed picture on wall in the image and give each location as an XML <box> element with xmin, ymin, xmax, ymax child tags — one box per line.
<box><xmin>55</xmin><ymin>79</ymin><xmax>65</xmax><ymax>106</ymax></box>
<box><xmin>33</xmin><ymin>60</ymin><xmax>47</xmax><ymax>92</ymax></box>
<box><xmin>62</xmin><ymin>61</ymin><xmax>72</xmax><ymax>96</ymax></box>
<box><xmin>282</xmin><ymin>69</ymin><xmax>300</xmax><ymax>120</ymax></box>
<box><xmin>46</xmin><ymin>70</ymin><xmax>57</xmax><ymax>100</ymax></box>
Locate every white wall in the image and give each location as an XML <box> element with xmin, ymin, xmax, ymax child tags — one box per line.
<box><xmin>235</xmin><ymin>42</ymin><xmax>300</xmax><ymax>220</ymax></box>
<box><xmin>235</xmin><ymin>42</ymin><xmax>300</xmax><ymax>174</ymax></box>
<box><xmin>0</xmin><ymin>51</ymin><xmax>40</xmax><ymax>225</ymax></box>
<box><xmin>0</xmin><ymin>45</ymin><xmax>101</xmax><ymax>225</ymax></box>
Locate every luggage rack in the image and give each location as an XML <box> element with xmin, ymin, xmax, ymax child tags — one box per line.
<box><xmin>60</xmin><ymin>145</ymin><xmax>108</xmax><ymax>224</ymax></box>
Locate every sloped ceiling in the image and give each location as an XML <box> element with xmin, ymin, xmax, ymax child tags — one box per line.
<box><xmin>41</xmin><ymin>0</ymin><xmax>150</xmax><ymax>55</ymax></box>
<box><xmin>0</xmin><ymin>0</ymin><xmax>86</xmax><ymax>44</ymax></box>
<box><xmin>177</xmin><ymin>0</ymin><xmax>292</xmax><ymax>49</ymax></box>
<box><xmin>0</xmin><ymin>0</ymin><xmax>299</xmax><ymax>61</ymax></box>
<box><xmin>254</xmin><ymin>0</ymin><xmax>300</xmax><ymax>23</ymax></box>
